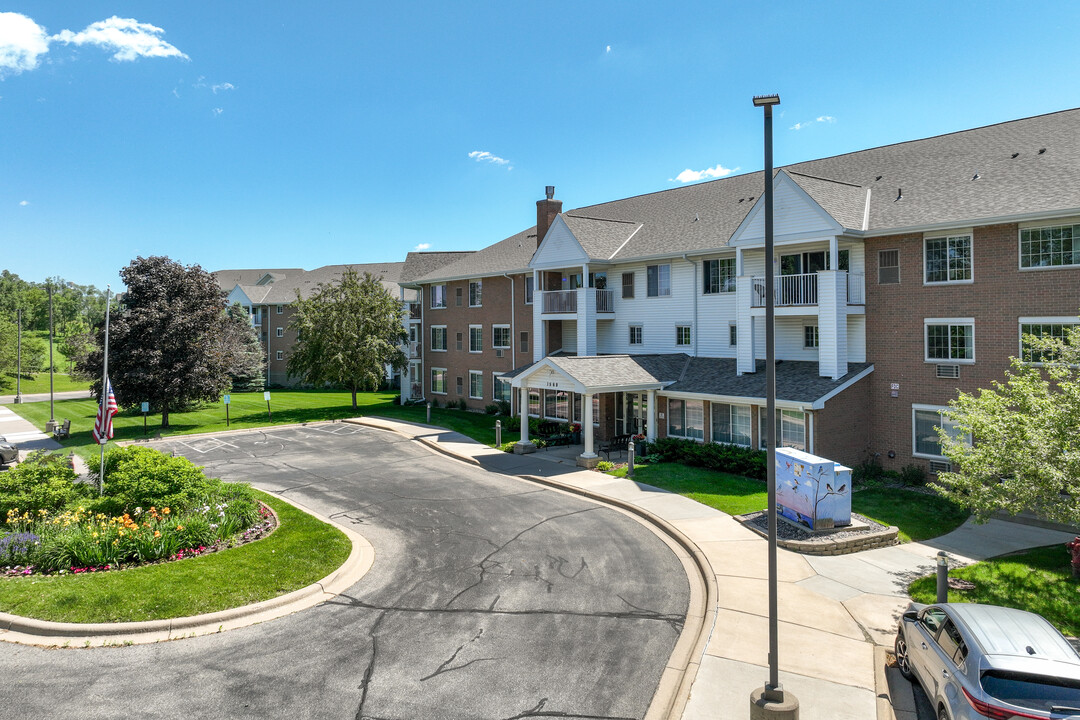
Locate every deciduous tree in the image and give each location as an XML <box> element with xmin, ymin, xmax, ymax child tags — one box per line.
<box><xmin>935</xmin><ymin>324</ymin><xmax>1080</xmax><ymax>524</ymax></box>
<box><xmin>287</xmin><ymin>269</ymin><xmax>407</xmax><ymax>409</ymax></box>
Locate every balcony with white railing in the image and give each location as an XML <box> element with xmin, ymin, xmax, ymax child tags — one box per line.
<box><xmin>750</xmin><ymin>271</ymin><xmax>865</xmax><ymax>307</ymax></box>
<box><xmin>409</xmin><ymin>341</ymin><xmax>420</xmax><ymax>358</ymax></box>
<box><xmin>542</xmin><ymin>290</ymin><xmax>578</xmax><ymax>314</ymax></box>
<box><xmin>595</xmin><ymin>289</ymin><xmax>614</xmax><ymax>313</ymax></box>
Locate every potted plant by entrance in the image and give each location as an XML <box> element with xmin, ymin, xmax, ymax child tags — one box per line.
<box><xmin>571</xmin><ymin>423</ymin><xmax>582</xmax><ymax>444</ymax></box>
<box><xmin>632</xmin><ymin>433</ymin><xmax>646</xmax><ymax>456</ymax></box>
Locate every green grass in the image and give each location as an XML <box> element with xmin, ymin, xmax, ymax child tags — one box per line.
<box><xmin>9</xmin><ymin>390</ymin><xmax>519</xmax><ymax>463</ymax></box>
<box><xmin>610</xmin><ymin>462</ymin><xmax>970</xmax><ymax>542</ymax></box>
<box><xmin>909</xmin><ymin>545</ymin><xmax>1080</xmax><ymax>637</ymax></box>
<box><xmin>0</xmin><ymin>490</ymin><xmax>351</xmax><ymax>623</ymax></box>
<box><xmin>2</xmin><ymin>372</ymin><xmax>90</xmax><ymax>395</ymax></box>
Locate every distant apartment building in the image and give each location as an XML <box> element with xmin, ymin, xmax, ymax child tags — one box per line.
<box><xmin>403</xmin><ymin>109</ymin><xmax>1080</xmax><ymax>471</ymax></box>
<box><xmin>213</xmin><ymin>263</ymin><xmax>407</xmax><ymax>387</ymax></box>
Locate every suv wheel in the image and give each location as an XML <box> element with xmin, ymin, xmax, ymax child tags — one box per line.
<box><xmin>895</xmin><ymin>630</ymin><xmax>914</xmax><ymax>681</ymax></box>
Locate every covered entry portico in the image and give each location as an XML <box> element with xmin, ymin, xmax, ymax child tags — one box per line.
<box><xmin>510</xmin><ymin>355</ymin><xmax>668</xmax><ymax>467</ymax></box>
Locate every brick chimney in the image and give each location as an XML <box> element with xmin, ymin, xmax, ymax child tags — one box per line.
<box><xmin>535</xmin><ymin>185</ymin><xmax>562</xmax><ymax>248</ymax></box>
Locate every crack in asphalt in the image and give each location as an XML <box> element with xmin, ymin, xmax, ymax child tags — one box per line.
<box><xmin>500</xmin><ymin>698</ymin><xmax>638</xmax><ymax>720</ymax></box>
<box><xmin>418</xmin><ymin>627</ymin><xmax>499</xmax><ymax>681</ymax></box>
<box><xmin>354</xmin><ymin>610</ymin><xmax>387</xmax><ymax>720</ymax></box>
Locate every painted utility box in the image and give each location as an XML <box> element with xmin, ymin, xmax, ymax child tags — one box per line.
<box><xmin>775</xmin><ymin>447</ymin><xmax>852</xmax><ymax>530</ymax></box>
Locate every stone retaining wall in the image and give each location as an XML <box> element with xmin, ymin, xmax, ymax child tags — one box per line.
<box><xmin>777</xmin><ymin>526</ymin><xmax>899</xmax><ymax>556</ymax></box>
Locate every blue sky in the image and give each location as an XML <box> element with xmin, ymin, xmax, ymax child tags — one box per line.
<box><xmin>3</xmin><ymin>2</ymin><xmax>1080</xmax><ymax>290</ymax></box>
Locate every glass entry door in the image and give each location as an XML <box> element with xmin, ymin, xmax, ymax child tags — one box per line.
<box><xmin>630</xmin><ymin>393</ymin><xmax>648</xmax><ymax>436</ymax></box>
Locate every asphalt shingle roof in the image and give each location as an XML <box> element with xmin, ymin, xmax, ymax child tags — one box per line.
<box><xmin>216</xmin><ymin>262</ymin><xmax>405</xmax><ymax>304</ymax></box>
<box><xmin>412</xmin><ymin>227</ymin><xmax>539</xmax><ymax>283</ymax></box>
<box><xmin>400</xmin><ymin>252</ymin><xmax>473</xmax><ymax>283</ymax></box>
<box><xmin>561</xmin><ymin>216</ymin><xmax>642</xmax><ymax>261</ymax></box>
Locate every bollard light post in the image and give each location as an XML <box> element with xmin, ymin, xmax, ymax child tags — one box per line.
<box><xmin>936</xmin><ymin>551</ymin><xmax>949</xmax><ymax>603</ymax></box>
<box><xmin>627</xmin><ymin>440</ymin><xmax>635</xmax><ymax>478</ymax></box>
<box><xmin>426</xmin><ymin>402</ymin><xmax>431</xmax><ymax>424</ymax></box>
<box><xmin>495</xmin><ymin>419</ymin><xmax>502</xmax><ymax>447</ymax></box>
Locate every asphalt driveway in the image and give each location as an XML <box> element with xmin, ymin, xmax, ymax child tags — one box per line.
<box><xmin>0</xmin><ymin>423</ymin><xmax>691</xmax><ymax>720</ymax></box>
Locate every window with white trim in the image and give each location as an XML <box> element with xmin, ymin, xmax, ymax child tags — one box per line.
<box><xmin>629</xmin><ymin>324</ymin><xmax>643</xmax><ymax>345</ymax></box>
<box><xmin>469</xmin><ymin>370</ymin><xmax>484</xmax><ymax>399</ymax></box>
<box><xmin>729</xmin><ymin>323</ymin><xmax>737</xmax><ymax>347</ymax></box>
<box><xmin>924</xmin><ymin>235</ymin><xmax>972</xmax><ymax>283</ymax></box>
<box><xmin>703</xmin><ymin>258</ymin><xmax>736</xmax><ymax>294</ymax></box>
<box><xmin>524</xmin><ymin>276</ymin><xmax>534</xmax><ymax>304</ymax></box>
<box><xmin>804</xmin><ymin>325</ymin><xmax>819</xmax><ymax>348</ymax></box>
<box><xmin>528</xmin><ymin>390</ymin><xmax>540</xmax><ymax>417</ymax></box>
<box><xmin>1020</xmin><ymin>223</ymin><xmax>1080</xmax><ymax>268</ymax></box>
<box><xmin>878</xmin><ymin>249</ymin><xmax>900</xmax><ymax>284</ymax></box>
<box><xmin>667</xmin><ymin>398</ymin><xmax>704</xmax><ymax>440</ymax></box>
<box><xmin>469</xmin><ymin>280</ymin><xmax>482</xmax><ymax>307</ymax></box>
<box><xmin>913</xmin><ymin>406</ymin><xmax>970</xmax><ymax>459</ymax></box>
<box><xmin>544</xmin><ymin>390</ymin><xmax>569</xmax><ymax>420</ymax></box>
<box><xmin>622</xmin><ymin>272</ymin><xmax>635</xmax><ymax>299</ymax></box>
<box><xmin>925</xmin><ymin>319</ymin><xmax>974</xmax><ymax>363</ymax></box>
<box><xmin>519</xmin><ymin>331</ymin><xmax>529</xmax><ymax>354</ymax></box>
<box><xmin>430</xmin><ymin>285</ymin><xmax>447</xmax><ymax>309</ymax></box>
<box><xmin>758</xmin><ymin>408</ymin><xmax>806</xmax><ymax>450</ymax></box>
<box><xmin>430</xmin><ymin>326</ymin><xmax>447</xmax><ymax>351</ymax></box>
<box><xmin>430</xmin><ymin>368</ymin><xmax>447</xmax><ymax>394</ymax></box>
<box><xmin>646</xmin><ymin>264</ymin><xmax>671</xmax><ymax>297</ymax></box>
<box><xmin>492</xmin><ymin>325</ymin><xmax>510</xmax><ymax>349</ymax></box>
<box><xmin>676</xmin><ymin>326</ymin><xmax>691</xmax><ymax>346</ymax></box>
<box><xmin>276</xmin><ymin>305</ymin><xmax>283</xmax><ymax>314</ymax></box>
<box><xmin>493</xmin><ymin>375</ymin><xmax>512</xmax><ymax>404</ymax></box>
<box><xmin>276</xmin><ymin>351</ymin><xmax>283</xmax><ymax>361</ymax></box>
<box><xmin>712</xmin><ymin>403</ymin><xmax>751</xmax><ymax>446</ymax></box>
<box><xmin>275</xmin><ymin>327</ymin><xmax>284</xmax><ymax>338</ymax></box>
<box><xmin>1019</xmin><ymin>319</ymin><xmax>1078</xmax><ymax>363</ymax></box>
<box><xmin>469</xmin><ymin>325</ymin><xmax>483</xmax><ymax>353</ymax></box>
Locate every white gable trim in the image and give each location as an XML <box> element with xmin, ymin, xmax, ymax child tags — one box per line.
<box><xmin>729</xmin><ymin>170</ymin><xmax>845</xmax><ymax>247</ymax></box>
<box><xmin>226</xmin><ymin>285</ymin><xmax>256</xmax><ymax>306</ymax></box>
<box><xmin>530</xmin><ymin>215</ymin><xmax>589</xmax><ymax>269</ymax></box>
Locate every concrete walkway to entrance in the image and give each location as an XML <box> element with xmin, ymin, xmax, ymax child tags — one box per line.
<box><xmin>349</xmin><ymin>416</ymin><xmax>1078</xmax><ymax>720</ymax></box>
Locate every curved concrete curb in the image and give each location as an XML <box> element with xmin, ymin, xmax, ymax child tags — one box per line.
<box><xmin>350</xmin><ymin>415</ymin><xmax>716</xmax><ymax>720</ymax></box>
<box><xmin>343</xmin><ymin>417</ymin><xmax>482</xmax><ymax>465</ymax></box>
<box><xmin>0</xmin><ymin>493</ymin><xmax>375</xmax><ymax>648</ymax></box>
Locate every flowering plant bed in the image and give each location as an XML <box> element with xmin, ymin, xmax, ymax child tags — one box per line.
<box><xmin>0</xmin><ymin>490</ymin><xmax>350</xmax><ymax>624</ymax></box>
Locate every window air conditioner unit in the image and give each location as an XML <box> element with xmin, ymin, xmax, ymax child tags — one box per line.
<box><xmin>928</xmin><ymin>460</ymin><xmax>951</xmax><ymax>474</ymax></box>
<box><xmin>936</xmin><ymin>364</ymin><xmax>960</xmax><ymax>379</ymax></box>
<box><xmin>495</xmin><ymin>349</ymin><xmax>503</xmax><ymax>358</ymax></box>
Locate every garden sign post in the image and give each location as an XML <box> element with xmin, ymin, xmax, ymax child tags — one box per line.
<box><xmin>264</xmin><ymin>390</ymin><xmax>272</xmax><ymax>421</ymax></box>
<box><xmin>142</xmin><ymin>402</ymin><xmax>149</xmax><ymax>434</ymax></box>
<box><xmin>224</xmin><ymin>394</ymin><xmax>231</xmax><ymax>426</ymax></box>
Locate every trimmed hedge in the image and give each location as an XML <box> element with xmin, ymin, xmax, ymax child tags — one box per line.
<box><xmin>648</xmin><ymin>437</ymin><xmax>767</xmax><ymax>480</ymax></box>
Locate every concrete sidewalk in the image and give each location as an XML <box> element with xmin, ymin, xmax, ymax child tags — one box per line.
<box><xmin>0</xmin><ymin>405</ymin><xmax>62</xmax><ymax>458</ymax></box>
<box><xmin>0</xmin><ymin>390</ymin><xmax>92</xmax><ymax>405</ymax></box>
<box><xmin>349</xmin><ymin>416</ymin><xmax>1077</xmax><ymax>720</ymax></box>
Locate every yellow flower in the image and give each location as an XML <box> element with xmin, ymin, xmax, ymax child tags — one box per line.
<box><xmin>162</xmin><ymin>507</ymin><xmax>170</xmax><ymax>515</ymax></box>
<box><xmin>153</xmin><ymin>531</ymin><xmax>161</xmax><ymax>538</ymax></box>
<box><xmin>176</xmin><ymin>525</ymin><xmax>184</xmax><ymax>531</ymax></box>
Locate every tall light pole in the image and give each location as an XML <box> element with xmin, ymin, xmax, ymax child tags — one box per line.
<box><xmin>48</xmin><ymin>282</ymin><xmax>55</xmax><ymax>427</ymax></box>
<box><xmin>14</xmin><ymin>308</ymin><xmax>22</xmax><ymax>404</ymax></box>
<box><xmin>750</xmin><ymin>93</ymin><xmax>799</xmax><ymax>719</ymax></box>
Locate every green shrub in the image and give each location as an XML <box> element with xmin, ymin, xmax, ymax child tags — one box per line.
<box><xmin>495</xmin><ymin>400</ymin><xmax>511</xmax><ymax>416</ymax></box>
<box><xmin>93</xmin><ymin>446</ymin><xmax>216</xmax><ymax>515</ymax></box>
<box><xmin>647</xmin><ymin>437</ymin><xmax>767</xmax><ymax>480</ymax></box>
<box><xmin>899</xmin><ymin>463</ymin><xmax>927</xmax><ymax>486</ymax></box>
<box><xmin>0</xmin><ymin>451</ymin><xmax>89</xmax><ymax>518</ymax></box>
<box><xmin>484</xmin><ymin>404</ymin><xmax>500</xmax><ymax>415</ymax></box>
<box><xmin>596</xmin><ymin>460</ymin><xmax>615</xmax><ymax>472</ymax></box>
<box><xmin>502</xmin><ymin>416</ymin><xmax>521</xmax><ymax>431</ymax></box>
<box><xmin>457</xmin><ymin>399</ymin><xmax>469</xmax><ymax>411</ymax></box>
<box><xmin>852</xmin><ymin>459</ymin><xmax>886</xmax><ymax>486</ymax></box>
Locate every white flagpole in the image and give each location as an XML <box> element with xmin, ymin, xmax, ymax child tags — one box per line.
<box><xmin>98</xmin><ymin>286</ymin><xmax>112</xmax><ymax>496</ymax></box>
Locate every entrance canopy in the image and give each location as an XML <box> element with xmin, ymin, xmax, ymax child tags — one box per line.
<box><xmin>508</xmin><ymin>354</ymin><xmax>686</xmax><ymax>394</ymax></box>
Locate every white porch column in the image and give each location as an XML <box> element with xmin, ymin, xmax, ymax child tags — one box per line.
<box><xmin>817</xmin><ymin>270</ymin><xmax>848</xmax><ymax>380</ymax></box>
<box><xmin>580</xmin><ymin>393</ymin><xmax>596</xmax><ymax>458</ymax></box>
<box><xmin>647</xmin><ymin>390</ymin><xmax>657</xmax><ymax>441</ymax></box>
<box><xmin>829</xmin><ymin>236</ymin><xmax>839</xmax><ymax>271</ymax></box>
<box><xmin>519</xmin><ymin>386</ymin><xmax>529</xmax><ymax>443</ymax></box>
<box><xmin>532</xmin><ymin>270</ymin><xmax>544</xmax><ymax>362</ymax></box>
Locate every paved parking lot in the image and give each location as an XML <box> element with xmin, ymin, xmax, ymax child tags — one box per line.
<box><xmin>0</xmin><ymin>423</ymin><xmax>691</xmax><ymax>720</ymax></box>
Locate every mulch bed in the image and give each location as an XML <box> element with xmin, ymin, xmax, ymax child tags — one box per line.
<box><xmin>739</xmin><ymin>510</ymin><xmax>888</xmax><ymax>544</ymax></box>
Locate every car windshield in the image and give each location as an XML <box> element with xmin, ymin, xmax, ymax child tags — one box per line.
<box><xmin>981</xmin><ymin>670</ymin><xmax>1080</xmax><ymax>712</ymax></box>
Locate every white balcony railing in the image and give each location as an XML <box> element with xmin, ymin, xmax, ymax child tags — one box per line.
<box><xmin>846</xmin><ymin>273</ymin><xmax>865</xmax><ymax>304</ymax></box>
<box><xmin>409</xmin><ymin>341</ymin><xmax>420</xmax><ymax>358</ymax></box>
<box><xmin>596</xmin><ymin>289</ymin><xmax>614</xmax><ymax>313</ymax></box>
<box><xmin>751</xmin><ymin>272</ymin><xmax>865</xmax><ymax>307</ymax></box>
<box><xmin>542</xmin><ymin>290</ymin><xmax>577</xmax><ymax>314</ymax></box>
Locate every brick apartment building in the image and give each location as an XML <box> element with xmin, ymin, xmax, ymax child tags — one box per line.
<box><xmin>214</xmin><ymin>263</ymin><xmax>407</xmax><ymax>387</ymax></box>
<box><xmin>403</xmin><ymin>109</ymin><xmax>1080</xmax><ymax>471</ymax></box>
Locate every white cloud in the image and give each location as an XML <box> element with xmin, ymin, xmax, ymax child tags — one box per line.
<box><xmin>211</xmin><ymin>107</ymin><xmax>223</xmax><ymax>116</ymax></box>
<box><xmin>212</xmin><ymin>82</ymin><xmax>234</xmax><ymax>93</ymax></box>
<box><xmin>468</xmin><ymin>150</ymin><xmax>510</xmax><ymax>166</ymax></box>
<box><xmin>414</xmin><ymin>243</ymin><xmax>431</xmax><ymax>251</ymax></box>
<box><xmin>52</xmin><ymin>16</ymin><xmax>188</xmax><ymax>62</ymax></box>
<box><xmin>0</xmin><ymin>12</ymin><xmax>50</xmax><ymax>78</ymax></box>
<box><xmin>791</xmin><ymin>115</ymin><xmax>836</xmax><ymax>131</ymax></box>
<box><xmin>19</xmin><ymin>200</ymin><xmax>29</xmax><ymax>206</ymax></box>
<box><xmin>605</xmin><ymin>45</ymin><xmax>611</xmax><ymax>53</ymax></box>
<box><xmin>670</xmin><ymin>163</ymin><xmax>736</xmax><ymax>184</ymax></box>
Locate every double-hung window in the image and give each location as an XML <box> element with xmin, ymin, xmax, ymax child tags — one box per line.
<box><xmin>430</xmin><ymin>368</ymin><xmax>447</xmax><ymax>394</ymax></box>
<box><xmin>667</xmin><ymin>398</ymin><xmax>704</xmax><ymax>440</ymax></box>
<box><xmin>493</xmin><ymin>375</ymin><xmax>512</xmax><ymax>404</ymax></box>
<box><xmin>469</xmin><ymin>325</ymin><xmax>483</xmax><ymax>353</ymax></box>
<box><xmin>703</xmin><ymin>258</ymin><xmax>736</xmax><ymax>294</ymax></box>
<box><xmin>804</xmin><ymin>325</ymin><xmax>819</xmax><ymax>348</ymax></box>
<box><xmin>430</xmin><ymin>285</ymin><xmax>447</xmax><ymax>309</ymax></box>
<box><xmin>524</xmin><ymin>276</ymin><xmax>534</xmax><ymax>304</ymax></box>
<box><xmin>712</xmin><ymin>403</ymin><xmax>751</xmax><ymax>446</ymax></box>
<box><xmin>925</xmin><ymin>319</ymin><xmax>974</xmax><ymax>363</ymax></box>
<box><xmin>924</xmin><ymin>235</ymin><xmax>972</xmax><ymax>284</ymax></box>
<box><xmin>430</xmin><ymin>326</ymin><xmax>447</xmax><ymax>351</ymax></box>
<box><xmin>622</xmin><ymin>272</ymin><xmax>635</xmax><ymax>299</ymax></box>
<box><xmin>468</xmin><ymin>371</ymin><xmax>484</xmax><ymax>399</ymax></box>
<box><xmin>276</xmin><ymin>327</ymin><xmax>284</xmax><ymax>338</ymax></box>
<box><xmin>646</xmin><ymin>264</ymin><xmax>671</xmax><ymax>297</ymax></box>
<box><xmin>468</xmin><ymin>280</ymin><xmax>483</xmax><ymax>307</ymax></box>
<box><xmin>1020</xmin><ymin>223</ymin><xmax>1080</xmax><ymax>268</ymax></box>
<box><xmin>492</xmin><ymin>325</ymin><xmax>510</xmax><ymax>349</ymax></box>
<box><xmin>913</xmin><ymin>405</ymin><xmax>970</xmax><ymax>458</ymax></box>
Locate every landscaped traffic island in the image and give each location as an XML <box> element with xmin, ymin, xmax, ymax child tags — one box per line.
<box><xmin>0</xmin><ymin>447</ymin><xmax>350</xmax><ymax>624</ymax></box>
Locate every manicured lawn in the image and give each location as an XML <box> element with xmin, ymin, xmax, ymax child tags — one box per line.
<box><xmin>2</xmin><ymin>372</ymin><xmax>90</xmax><ymax>395</ymax></box>
<box><xmin>0</xmin><ymin>491</ymin><xmax>351</xmax><ymax>624</ymax></box>
<box><xmin>10</xmin><ymin>390</ymin><xmax>519</xmax><ymax>462</ymax></box>
<box><xmin>908</xmin><ymin>544</ymin><xmax>1080</xmax><ymax>637</ymax></box>
<box><xmin>611</xmin><ymin>462</ymin><xmax>970</xmax><ymax>542</ymax></box>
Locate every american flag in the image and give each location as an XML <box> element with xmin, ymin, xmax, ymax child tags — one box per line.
<box><xmin>92</xmin><ymin>379</ymin><xmax>119</xmax><ymax>444</ymax></box>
